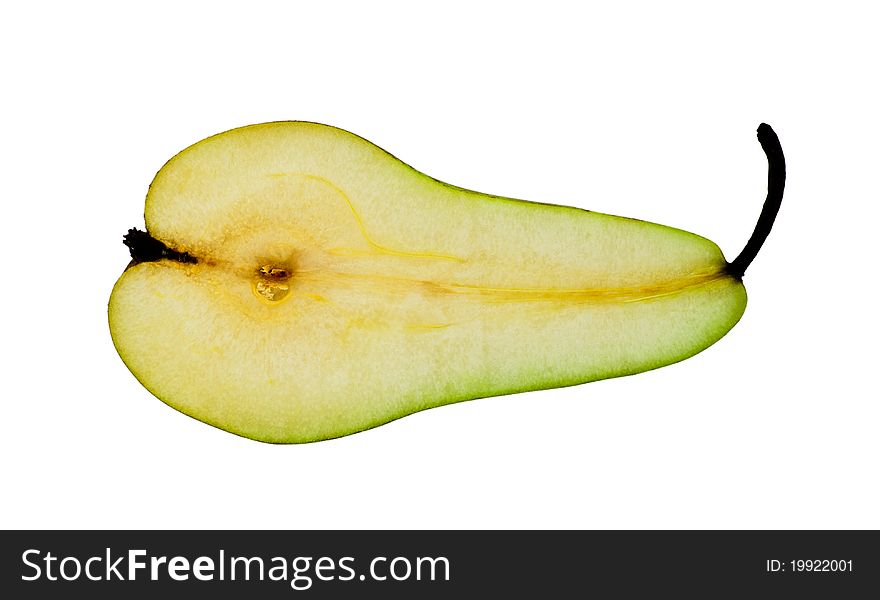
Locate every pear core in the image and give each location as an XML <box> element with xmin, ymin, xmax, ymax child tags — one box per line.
<box><xmin>254</xmin><ymin>265</ymin><xmax>293</xmax><ymax>302</ymax></box>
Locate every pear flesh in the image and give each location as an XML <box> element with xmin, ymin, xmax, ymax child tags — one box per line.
<box><xmin>109</xmin><ymin>122</ymin><xmax>781</xmax><ymax>443</ymax></box>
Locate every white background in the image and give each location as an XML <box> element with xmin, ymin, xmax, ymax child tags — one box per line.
<box><xmin>2</xmin><ymin>1</ymin><xmax>878</xmax><ymax>529</ymax></box>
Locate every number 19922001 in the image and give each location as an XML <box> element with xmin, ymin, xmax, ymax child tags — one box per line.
<box><xmin>790</xmin><ymin>559</ymin><xmax>853</xmax><ymax>572</ymax></box>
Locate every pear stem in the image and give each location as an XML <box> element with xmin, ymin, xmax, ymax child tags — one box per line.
<box><xmin>123</xmin><ymin>228</ymin><xmax>198</xmax><ymax>264</ymax></box>
<box><xmin>727</xmin><ymin>123</ymin><xmax>786</xmax><ymax>279</ymax></box>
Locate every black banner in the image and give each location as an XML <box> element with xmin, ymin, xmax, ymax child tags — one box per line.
<box><xmin>2</xmin><ymin>531</ymin><xmax>876</xmax><ymax>597</ymax></box>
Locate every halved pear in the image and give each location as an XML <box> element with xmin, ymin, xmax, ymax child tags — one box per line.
<box><xmin>109</xmin><ymin>122</ymin><xmax>784</xmax><ymax>443</ymax></box>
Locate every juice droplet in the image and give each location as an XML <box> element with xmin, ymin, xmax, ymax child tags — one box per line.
<box><xmin>255</xmin><ymin>280</ymin><xmax>290</xmax><ymax>302</ymax></box>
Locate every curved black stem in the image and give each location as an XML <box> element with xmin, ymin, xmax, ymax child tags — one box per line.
<box><xmin>726</xmin><ymin>123</ymin><xmax>786</xmax><ymax>279</ymax></box>
<box><xmin>123</xmin><ymin>228</ymin><xmax>198</xmax><ymax>264</ymax></box>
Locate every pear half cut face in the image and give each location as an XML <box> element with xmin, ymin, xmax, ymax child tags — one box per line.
<box><xmin>109</xmin><ymin>122</ymin><xmax>746</xmax><ymax>443</ymax></box>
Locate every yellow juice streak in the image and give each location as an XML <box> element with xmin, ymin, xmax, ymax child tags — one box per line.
<box><xmin>293</xmin><ymin>268</ymin><xmax>729</xmax><ymax>305</ymax></box>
